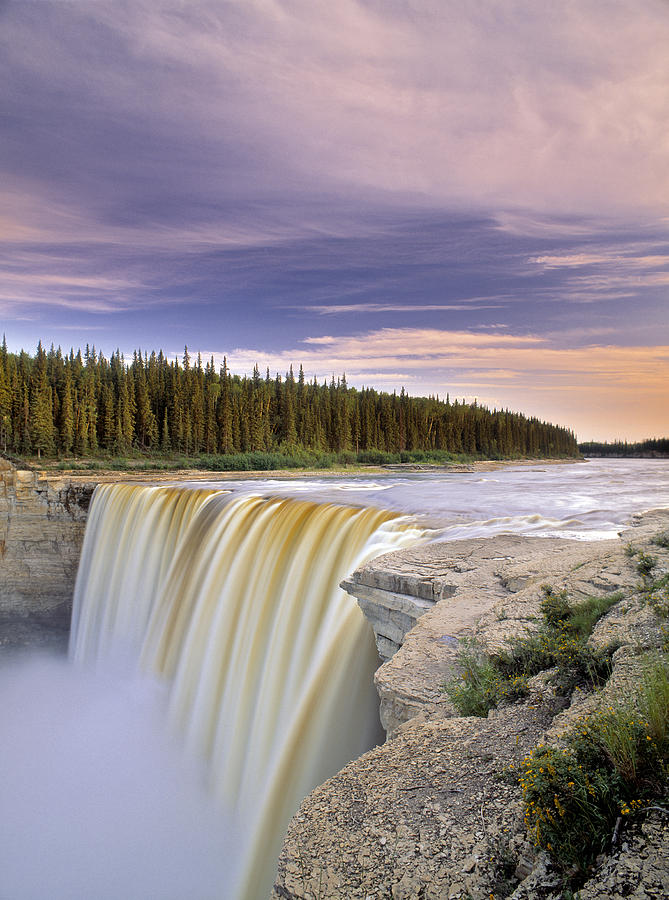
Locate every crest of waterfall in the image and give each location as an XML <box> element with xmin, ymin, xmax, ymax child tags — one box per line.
<box><xmin>70</xmin><ymin>482</ymin><xmax>425</xmax><ymax>899</ymax></box>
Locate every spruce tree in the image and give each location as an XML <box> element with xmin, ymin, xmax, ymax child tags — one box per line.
<box><xmin>59</xmin><ymin>369</ymin><xmax>75</xmax><ymax>454</ymax></box>
<box><xmin>29</xmin><ymin>342</ymin><xmax>55</xmax><ymax>458</ymax></box>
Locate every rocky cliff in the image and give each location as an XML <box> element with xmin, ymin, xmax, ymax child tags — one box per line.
<box><xmin>0</xmin><ymin>461</ymin><xmax>97</xmax><ymax>651</ymax></box>
<box><xmin>273</xmin><ymin>510</ymin><xmax>669</xmax><ymax>899</ymax></box>
<box><xmin>2</xmin><ymin>466</ymin><xmax>667</xmax><ymax>895</ymax></box>
<box><xmin>0</xmin><ymin>464</ymin><xmax>223</xmax><ymax>650</ymax></box>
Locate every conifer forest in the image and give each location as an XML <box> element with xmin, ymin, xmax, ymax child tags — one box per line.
<box><xmin>579</xmin><ymin>438</ymin><xmax>669</xmax><ymax>457</ymax></box>
<box><xmin>0</xmin><ymin>340</ymin><xmax>579</xmax><ymax>463</ymax></box>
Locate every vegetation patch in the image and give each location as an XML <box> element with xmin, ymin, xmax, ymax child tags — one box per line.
<box><xmin>444</xmin><ymin>586</ymin><xmax>622</xmax><ymax>717</ymax></box>
<box><xmin>579</xmin><ymin>438</ymin><xmax>669</xmax><ymax>457</ymax></box>
<box><xmin>646</xmin><ymin>574</ymin><xmax>669</xmax><ymax>618</ymax></box>
<box><xmin>45</xmin><ymin>447</ymin><xmax>499</xmax><ymax>474</ymax></box>
<box><xmin>518</xmin><ymin>652</ymin><xmax>669</xmax><ymax>878</ymax></box>
<box><xmin>625</xmin><ymin>534</ymin><xmax>669</xmax><ymax>618</ymax></box>
<box><xmin>651</xmin><ymin>532</ymin><xmax>669</xmax><ymax>550</ymax></box>
<box><xmin>635</xmin><ymin>550</ymin><xmax>658</xmax><ymax>580</ymax></box>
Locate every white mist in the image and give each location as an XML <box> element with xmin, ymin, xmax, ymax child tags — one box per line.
<box><xmin>0</xmin><ymin>652</ymin><xmax>241</xmax><ymax>900</ymax></box>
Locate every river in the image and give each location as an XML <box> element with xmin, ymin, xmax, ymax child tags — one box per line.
<box><xmin>192</xmin><ymin>457</ymin><xmax>669</xmax><ymax>541</ymax></box>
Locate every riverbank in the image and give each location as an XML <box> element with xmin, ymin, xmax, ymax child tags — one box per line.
<box><xmin>7</xmin><ymin>450</ymin><xmax>582</xmax><ymax>478</ymax></box>
<box><xmin>7</xmin><ymin>454</ymin><xmax>584</xmax><ymax>484</ymax></box>
<box><xmin>272</xmin><ymin>509</ymin><xmax>669</xmax><ymax>899</ymax></box>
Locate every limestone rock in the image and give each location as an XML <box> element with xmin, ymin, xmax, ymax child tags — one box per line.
<box><xmin>272</xmin><ymin>702</ymin><xmax>553</xmax><ymax>900</ymax></box>
<box><xmin>274</xmin><ymin>509</ymin><xmax>669</xmax><ymax>900</ymax></box>
<box><xmin>342</xmin><ymin>521</ymin><xmax>669</xmax><ymax>738</ymax></box>
<box><xmin>0</xmin><ymin>469</ymin><xmax>96</xmax><ymax>640</ymax></box>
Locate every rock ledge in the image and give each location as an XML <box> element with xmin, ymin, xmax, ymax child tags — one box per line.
<box><xmin>274</xmin><ymin>510</ymin><xmax>669</xmax><ymax>899</ymax></box>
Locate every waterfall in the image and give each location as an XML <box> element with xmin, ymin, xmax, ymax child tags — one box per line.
<box><xmin>70</xmin><ymin>482</ymin><xmax>424</xmax><ymax>899</ymax></box>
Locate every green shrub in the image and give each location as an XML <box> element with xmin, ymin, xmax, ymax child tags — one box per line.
<box><xmin>495</xmin><ymin>628</ymin><xmax>614</xmax><ymax>697</ymax></box>
<box><xmin>520</xmin><ymin>743</ymin><xmax>622</xmax><ymax>871</ymax></box>
<box><xmin>651</xmin><ymin>532</ymin><xmax>669</xmax><ymax>550</ymax></box>
<box><xmin>444</xmin><ymin>643</ymin><xmax>529</xmax><ymax>716</ymax></box>
<box><xmin>444</xmin><ymin>587</ymin><xmax>621</xmax><ymax>717</ymax></box>
<box><xmin>566</xmin><ymin>591</ymin><xmax>624</xmax><ymax>639</ymax></box>
<box><xmin>637</xmin><ymin>551</ymin><xmax>658</xmax><ymax>579</ymax></box>
<box><xmin>637</xmin><ymin>652</ymin><xmax>669</xmax><ymax>755</ymax></box>
<box><xmin>193</xmin><ymin>451</ymin><xmax>315</xmax><ymax>471</ymax></box>
<box><xmin>520</xmin><ymin>653</ymin><xmax>669</xmax><ymax>875</ymax></box>
<box><xmin>355</xmin><ymin>449</ymin><xmax>400</xmax><ymax>465</ymax></box>
<box><xmin>443</xmin><ymin>645</ymin><xmax>501</xmax><ymax>717</ymax></box>
<box><xmin>335</xmin><ymin>450</ymin><xmax>357</xmax><ymax>466</ymax></box>
<box><xmin>540</xmin><ymin>585</ymin><xmax>571</xmax><ymax>627</ymax></box>
<box><xmin>648</xmin><ymin>578</ymin><xmax>669</xmax><ymax>618</ymax></box>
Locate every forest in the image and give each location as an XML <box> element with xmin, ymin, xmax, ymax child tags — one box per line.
<box><xmin>0</xmin><ymin>339</ymin><xmax>579</xmax><ymax>464</ymax></box>
<box><xmin>579</xmin><ymin>438</ymin><xmax>669</xmax><ymax>457</ymax></box>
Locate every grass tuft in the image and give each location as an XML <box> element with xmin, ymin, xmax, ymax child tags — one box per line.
<box><xmin>444</xmin><ymin>586</ymin><xmax>622</xmax><ymax>717</ymax></box>
<box><xmin>651</xmin><ymin>532</ymin><xmax>669</xmax><ymax>550</ymax></box>
<box><xmin>636</xmin><ymin>551</ymin><xmax>658</xmax><ymax>579</ymax></box>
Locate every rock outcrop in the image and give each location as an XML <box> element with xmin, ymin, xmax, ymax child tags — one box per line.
<box><xmin>2</xmin><ymin>463</ymin><xmax>667</xmax><ymax>896</ymax></box>
<box><xmin>343</xmin><ymin>526</ymin><xmax>645</xmax><ymax>739</ymax></box>
<box><xmin>273</xmin><ymin>509</ymin><xmax>669</xmax><ymax>899</ymax></box>
<box><xmin>0</xmin><ymin>463</ymin><xmax>97</xmax><ymax>650</ymax></box>
<box><xmin>0</xmin><ymin>464</ymin><xmax>225</xmax><ymax>651</ymax></box>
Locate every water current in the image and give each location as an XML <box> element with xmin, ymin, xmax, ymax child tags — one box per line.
<box><xmin>192</xmin><ymin>457</ymin><xmax>669</xmax><ymax>541</ymax></box>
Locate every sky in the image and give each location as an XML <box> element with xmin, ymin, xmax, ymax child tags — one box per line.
<box><xmin>1</xmin><ymin>0</ymin><xmax>668</xmax><ymax>442</ymax></box>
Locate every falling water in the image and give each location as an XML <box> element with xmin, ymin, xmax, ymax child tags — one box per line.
<box><xmin>69</xmin><ymin>483</ymin><xmax>424</xmax><ymax>899</ymax></box>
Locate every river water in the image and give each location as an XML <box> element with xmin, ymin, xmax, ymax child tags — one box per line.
<box><xmin>193</xmin><ymin>457</ymin><xmax>669</xmax><ymax>542</ymax></box>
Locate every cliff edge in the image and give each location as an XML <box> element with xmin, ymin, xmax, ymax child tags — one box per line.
<box><xmin>273</xmin><ymin>510</ymin><xmax>669</xmax><ymax>899</ymax></box>
<box><xmin>0</xmin><ymin>464</ymin><xmax>96</xmax><ymax>651</ymax></box>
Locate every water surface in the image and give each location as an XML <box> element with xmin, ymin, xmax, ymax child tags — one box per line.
<box><xmin>194</xmin><ymin>458</ymin><xmax>669</xmax><ymax>542</ymax></box>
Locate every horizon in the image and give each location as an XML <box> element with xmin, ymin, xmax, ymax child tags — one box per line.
<box><xmin>2</xmin><ymin>1</ymin><xmax>668</xmax><ymax>444</ymax></box>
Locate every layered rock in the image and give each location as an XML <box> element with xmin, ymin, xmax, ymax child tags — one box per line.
<box><xmin>342</xmin><ymin>526</ymin><xmax>645</xmax><ymax>738</ymax></box>
<box><xmin>0</xmin><ymin>463</ymin><xmax>97</xmax><ymax>649</ymax></box>
<box><xmin>0</xmin><ymin>464</ymin><xmax>223</xmax><ymax>650</ymax></box>
<box><xmin>274</xmin><ymin>509</ymin><xmax>669</xmax><ymax>899</ymax></box>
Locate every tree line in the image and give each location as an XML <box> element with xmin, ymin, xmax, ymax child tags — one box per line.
<box><xmin>580</xmin><ymin>438</ymin><xmax>669</xmax><ymax>457</ymax></box>
<box><xmin>0</xmin><ymin>339</ymin><xmax>579</xmax><ymax>460</ymax></box>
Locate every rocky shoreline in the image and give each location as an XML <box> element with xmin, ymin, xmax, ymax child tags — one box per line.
<box><xmin>272</xmin><ymin>510</ymin><xmax>669</xmax><ymax>899</ymax></box>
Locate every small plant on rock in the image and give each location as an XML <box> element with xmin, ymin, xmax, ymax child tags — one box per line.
<box><xmin>648</xmin><ymin>578</ymin><xmax>669</xmax><ymax>618</ymax></box>
<box><xmin>651</xmin><ymin>531</ymin><xmax>669</xmax><ymax>550</ymax></box>
<box><xmin>636</xmin><ymin>550</ymin><xmax>658</xmax><ymax>579</ymax></box>
<box><xmin>444</xmin><ymin>587</ymin><xmax>622</xmax><ymax>717</ymax></box>
<box><xmin>443</xmin><ymin>641</ymin><xmax>529</xmax><ymax>717</ymax></box>
<box><xmin>520</xmin><ymin>652</ymin><xmax>669</xmax><ymax>877</ymax></box>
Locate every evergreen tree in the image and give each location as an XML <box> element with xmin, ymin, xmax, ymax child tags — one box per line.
<box><xmin>29</xmin><ymin>342</ymin><xmax>55</xmax><ymax>458</ymax></box>
<box><xmin>59</xmin><ymin>368</ymin><xmax>75</xmax><ymax>453</ymax></box>
<box><xmin>161</xmin><ymin>407</ymin><xmax>172</xmax><ymax>453</ymax></box>
<box><xmin>0</xmin><ymin>349</ymin><xmax>11</xmax><ymax>452</ymax></box>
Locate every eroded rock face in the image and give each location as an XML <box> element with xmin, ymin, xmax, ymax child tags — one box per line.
<box><xmin>343</xmin><ymin>526</ymin><xmax>653</xmax><ymax>739</ymax></box>
<box><xmin>275</xmin><ymin>509</ymin><xmax>669</xmax><ymax>900</ymax></box>
<box><xmin>0</xmin><ymin>466</ymin><xmax>96</xmax><ymax>647</ymax></box>
<box><xmin>271</xmin><ymin>702</ymin><xmax>554</xmax><ymax>900</ymax></box>
<box><xmin>0</xmin><ymin>465</ymin><xmax>225</xmax><ymax>650</ymax></box>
